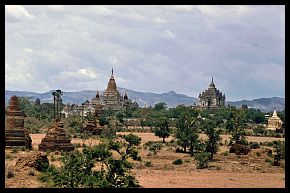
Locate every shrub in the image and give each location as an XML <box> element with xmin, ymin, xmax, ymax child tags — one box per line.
<box><xmin>274</xmin><ymin>133</ymin><xmax>282</xmax><ymax>138</ymax></box>
<box><xmin>256</xmin><ymin>152</ymin><xmax>261</xmax><ymax>157</ymax></box>
<box><xmin>28</xmin><ymin>169</ymin><xmax>35</xmax><ymax>176</ymax></box>
<box><xmin>221</xmin><ymin>151</ymin><xmax>229</xmax><ymax>156</ymax></box>
<box><xmin>229</xmin><ymin>143</ymin><xmax>250</xmax><ymax>155</ymax></box>
<box><xmin>39</xmin><ymin>134</ymin><xmax>142</xmax><ymax>188</ymax></box>
<box><xmin>143</xmin><ymin>141</ymin><xmax>162</xmax><ymax>155</ymax></box>
<box><xmin>265</xmin><ymin>141</ymin><xmax>274</xmax><ymax>146</ymax></box>
<box><xmin>7</xmin><ymin>170</ymin><xmax>14</xmax><ymax>178</ymax></box>
<box><xmin>172</xmin><ymin>159</ymin><xmax>183</xmax><ymax>165</ymax></box>
<box><xmin>12</xmin><ymin>147</ymin><xmax>19</xmax><ymax>153</ymax></box>
<box><xmin>74</xmin><ymin>143</ymin><xmax>81</xmax><ymax>148</ymax></box>
<box><xmin>249</xmin><ymin>142</ymin><xmax>260</xmax><ymax>149</ymax></box>
<box><xmin>195</xmin><ymin>152</ymin><xmax>211</xmax><ymax>169</ymax></box>
<box><xmin>265</xmin><ymin>158</ymin><xmax>273</xmax><ymax>164</ymax></box>
<box><xmin>50</xmin><ymin>155</ymin><xmax>56</xmax><ymax>162</ymax></box>
<box><xmin>144</xmin><ymin>161</ymin><xmax>152</xmax><ymax>167</ymax></box>
<box><xmin>272</xmin><ymin>141</ymin><xmax>285</xmax><ymax>166</ymax></box>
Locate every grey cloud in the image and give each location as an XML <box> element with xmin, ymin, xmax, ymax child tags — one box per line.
<box><xmin>5</xmin><ymin>5</ymin><xmax>284</xmax><ymax>101</ymax></box>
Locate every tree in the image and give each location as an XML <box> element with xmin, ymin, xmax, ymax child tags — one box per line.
<box><xmin>175</xmin><ymin>113</ymin><xmax>199</xmax><ymax>153</ymax></box>
<box><xmin>154</xmin><ymin>102</ymin><xmax>167</xmax><ymax>111</ymax></box>
<box><xmin>228</xmin><ymin>108</ymin><xmax>247</xmax><ymax>145</ymax></box>
<box><xmin>203</xmin><ymin>120</ymin><xmax>222</xmax><ymax>160</ymax></box>
<box><xmin>55</xmin><ymin>89</ymin><xmax>63</xmax><ymax>118</ymax></box>
<box><xmin>51</xmin><ymin>91</ymin><xmax>57</xmax><ymax>119</ymax></box>
<box><xmin>272</xmin><ymin>140</ymin><xmax>285</xmax><ymax>166</ymax></box>
<box><xmin>153</xmin><ymin>117</ymin><xmax>171</xmax><ymax>143</ymax></box>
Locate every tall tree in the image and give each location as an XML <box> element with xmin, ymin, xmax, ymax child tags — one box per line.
<box><xmin>153</xmin><ymin>117</ymin><xmax>171</xmax><ymax>143</ymax></box>
<box><xmin>175</xmin><ymin>113</ymin><xmax>199</xmax><ymax>153</ymax></box>
<box><xmin>51</xmin><ymin>91</ymin><xmax>57</xmax><ymax>119</ymax></box>
<box><xmin>203</xmin><ymin>120</ymin><xmax>222</xmax><ymax>160</ymax></box>
<box><xmin>55</xmin><ymin>89</ymin><xmax>63</xmax><ymax>118</ymax></box>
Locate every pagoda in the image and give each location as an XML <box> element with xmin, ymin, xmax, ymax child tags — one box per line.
<box><xmin>197</xmin><ymin>77</ymin><xmax>225</xmax><ymax>109</ymax></box>
<box><xmin>38</xmin><ymin>118</ymin><xmax>75</xmax><ymax>151</ymax></box>
<box><xmin>5</xmin><ymin>96</ymin><xmax>32</xmax><ymax>149</ymax></box>
<box><xmin>266</xmin><ymin>110</ymin><xmax>283</xmax><ymax>130</ymax></box>
<box><xmin>90</xmin><ymin>68</ymin><xmax>138</xmax><ymax>111</ymax></box>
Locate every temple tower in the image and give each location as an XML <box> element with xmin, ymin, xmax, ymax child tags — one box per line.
<box><xmin>197</xmin><ymin>77</ymin><xmax>225</xmax><ymax>109</ymax></box>
<box><xmin>5</xmin><ymin>96</ymin><xmax>32</xmax><ymax>149</ymax></box>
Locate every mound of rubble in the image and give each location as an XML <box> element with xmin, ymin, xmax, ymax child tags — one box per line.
<box><xmin>15</xmin><ymin>152</ymin><xmax>49</xmax><ymax>171</ymax></box>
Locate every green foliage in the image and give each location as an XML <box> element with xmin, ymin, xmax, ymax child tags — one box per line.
<box><xmin>249</xmin><ymin>142</ymin><xmax>260</xmax><ymax>149</ymax></box>
<box><xmin>175</xmin><ymin>113</ymin><xmax>200</xmax><ymax>153</ymax></box>
<box><xmin>172</xmin><ymin>159</ymin><xmax>183</xmax><ymax>165</ymax></box>
<box><xmin>153</xmin><ymin>117</ymin><xmax>171</xmax><ymax>143</ymax></box>
<box><xmin>253</xmin><ymin>126</ymin><xmax>267</xmax><ymax>136</ymax></box>
<box><xmin>221</xmin><ymin>151</ymin><xmax>229</xmax><ymax>156</ymax></box>
<box><xmin>154</xmin><ymin>102</ymin><xmax>167</xmax><ymax>111</ymax></box>
<box><xmin>195</xmin><ymin>152</ymin><xmax>211</xmax><ymax>169</ymax></box>
<box><xmin>143</xmin><ymin>141</ymin><xmax>163</xmax><ymax>155</ymax></box>
<box><xmin>228</xmin><ymin>108</ymin><xmax>248</xmax><ymax>145</ymax></box>
<box><xmin>40</xmin><ymin>134</ymin><xmax>142</xmax><ymax>188</ymax></box>
<box><xmin>272</xmin><ymin>141</ymin><xmax>285</xmax><ymax>166</ymax></box>
<box><xmin>99</xmin><ymin>116</ymin><xmax>109</xmax><ymax>126</ymax></box>
<box><xmin>144</xmin><ymin>161</ymin><xmax>152</xmax><ymax>167</ymax></box>
<box><xmin>203</xmin><ymin>120</ymin><xmax>222</xmax><ymax>160</ymax></box>
<box><xmin>100</xmin><ymin>127</ymin><xmax>116</xmax><ymax>139</ymax></box>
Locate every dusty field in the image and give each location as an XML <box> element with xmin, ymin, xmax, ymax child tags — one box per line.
<box><xmin>5</xmin><ymin>132</ymin><xmax>285</xmax><ymax>188</ymax></box>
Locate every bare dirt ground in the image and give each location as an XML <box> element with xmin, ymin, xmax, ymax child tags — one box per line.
<box><xmin>5</xmin><ymin>132</ymin><xmax>285</xmax><ymax>188</ymax></box>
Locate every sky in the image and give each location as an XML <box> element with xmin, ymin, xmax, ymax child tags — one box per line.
<box><xmin>5</xmin><ymin>5</ymin><xmax>285</xmax><ymax>101</ymax></box>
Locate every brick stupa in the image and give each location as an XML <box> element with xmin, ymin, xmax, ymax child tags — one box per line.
<box><xmin>5</xmin><ymin>96</ymin><xmax>32</xmax><ymax>149</ymax></box>
<box><xmin>38</xmin><ymin>118</ymin><xmax>74</xmax><ymax>151</ymax></box>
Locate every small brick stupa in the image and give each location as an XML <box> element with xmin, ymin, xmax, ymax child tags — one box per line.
<box><xmin>38</xmin><ymin>118</ymin><xmax>74</xmax><ymax>151</ymax></box>
<box><xmin>5</xmin><ymin>95</ymin><xmax>32</xmax><ymax>149</ymax></box>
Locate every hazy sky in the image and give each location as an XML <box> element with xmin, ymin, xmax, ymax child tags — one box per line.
<box><xmin>5</xmin><ymin>5</ymin><xmax>285</xmax><ymax>101</ymax></box>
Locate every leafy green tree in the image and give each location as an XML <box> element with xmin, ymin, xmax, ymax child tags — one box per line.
<box><xmin>175</xmin><ymin>113</ymin><xmax>199</xmax><ymax>153</ymax></box>
<box><xmin>228</xmin><ymin>108</ymin><xmax>247</xmax><ymax>145</ymax></box>
<box><xmin>272</xmin><ymin>140</ymin><xmax>285</xmax><ymax>166</ymax></box>
<box><xmin>203</xmin><ymin>120</ymin><xmax>222</xmax><ymax>160</ymax></box>
<box><xmin>153</xmin><ymin>117</ymin><xmax>171</xmax><ymax>143</ymax></box>
<box><xmin>154</xmin><ymin>102</ymin><xmax>167</xmax><ymax>111</ymax></box>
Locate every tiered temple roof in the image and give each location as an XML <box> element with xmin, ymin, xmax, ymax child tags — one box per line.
<box><xmin>198</xmin><ymin>77</ymin><xmax>225</xmax><ymax>109</ymax></box>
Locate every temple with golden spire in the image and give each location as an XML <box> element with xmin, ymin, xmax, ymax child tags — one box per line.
<box><xmin>266</xmin><ymin>110</ymin><xmax>283</xmax><ymax>130</ymax></box>
<box><xmin>197</xmin><ymin>77</ymin><xmax>225</xmax><ymax>109</ymax></box>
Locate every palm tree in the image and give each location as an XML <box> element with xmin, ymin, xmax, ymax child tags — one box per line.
<box><xmin>55</xmin><ymin>89</ymin><xmax>63</xmax><ymax>118</ymax></box>
<box><xmin>52</xmin><ymin>91</ymin><xmax>57</xmax><ymax>119</ymax></box>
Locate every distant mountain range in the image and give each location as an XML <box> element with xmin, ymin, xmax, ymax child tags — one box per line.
<box><xmin>5</xmin><ymin>89</ymin><xmax>284</xmax><ymax>113</ymax></box>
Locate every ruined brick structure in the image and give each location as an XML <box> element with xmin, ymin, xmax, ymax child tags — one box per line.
<box><xmin>5</xmin><ymin>96</ymin><xmax>32</xmax><ymax>149</ymax></box>
<box><xmin>38</xmin><ymin>118</ymin><xmax>74</xmax><ymax>151</ymax></box>
<box><xmin>198</xmin><ymin>77</ymin><xmax>225</xmax><ymax>109</ymax></box>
